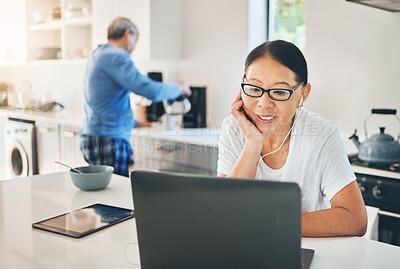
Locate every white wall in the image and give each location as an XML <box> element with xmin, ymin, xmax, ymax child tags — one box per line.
<box><xmin>0</xmin><ymin>63</ymin><xmax>86</xmax><ymax>112</ymax></box>
<box><xmin>305</xmin><ymin>0</ymin><xmax>400</xmax><ymax>139</ymax></box>
<box><xmin>178</xmin><ymin>0</ymin><xmax>249</xmax><ymax>128</ymax></box>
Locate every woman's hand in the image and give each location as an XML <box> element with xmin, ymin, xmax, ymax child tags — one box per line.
<box><xmin>230</xmin><ymin>91</ymin><xmax>266</xmax><ymax>146</ymax></box>
<box><xmin>225</xmin><ymin>91</ymin><xmax>266</xmax><ymax>179</ymax></box>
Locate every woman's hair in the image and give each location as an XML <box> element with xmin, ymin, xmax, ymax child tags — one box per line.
<box><xmin>244</xmin><ymin>40</ymin><xmax>308</xmax><ymax>84</ymax></box>
<box><xmin>107</xmin><ymin>17</ymin><xmax>139</xmax><ymax>40</ymax></box>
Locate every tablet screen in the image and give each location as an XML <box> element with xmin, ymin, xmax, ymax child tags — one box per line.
<box><xmin>32</xmin><ymin>203</ymin><xmax>134</xmax><ymax>238</ymax></box>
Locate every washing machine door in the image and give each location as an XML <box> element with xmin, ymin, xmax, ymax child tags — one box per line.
<box><xmin>8</xmin><ymin>140</ymin><xmax>29</xmax><ymax>177</ymax></box>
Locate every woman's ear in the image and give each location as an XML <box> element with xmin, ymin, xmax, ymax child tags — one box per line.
<box><xmin>301</xmin><ymin>83</ymin><xmax>311</xmax><ymax>104</ymax></box>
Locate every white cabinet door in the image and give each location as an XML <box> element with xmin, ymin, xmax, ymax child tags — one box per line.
<box><xmin>92</xmin><ymin>0</ymin><xmax>181</xmax><ymax>60</ymax></box>
<box><xmin>59</xmin><ymin>124</ymin><xmax>87</xmax><ymax>170</ymax></box>
<box><xmin>0</xmin><ymin>0</ymin><xmax>27</xmax><ymax>65</ymax></box>
<box><xmin>36</xmin><ymin>121</ymin><xmax>61</xmax><ymax>174</ymax></box>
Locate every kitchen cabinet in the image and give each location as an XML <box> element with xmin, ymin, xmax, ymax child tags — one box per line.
<box><xmin>132</xmin><ymin>135</ymin><xmax>218</xmax><ymax>175</ymax></box>
<box><xmin>0</xmin><ymin>0</ymin><xmax>27</xmax><ymax>65</ymax></box>
<box><xmin>25</xmin><ymin>0</ymin><xmax>92</xmax><ymax>63</ymax></box>
<box><xmin>1</xmin><ymin>0</ymin><xmax>181</xmax><ymax>65</ymax></box>
<box><xmin>59</xmin><ymin>124</ymin><xmax>86</xmax><ymax>170</ymax></box>
<box><xmin>35</xmin><ymin>122</ymin><xmax>86</xmax><ymax>174</ymax></box>
<box><xmin>36</xmin><ymin>121</ymin><xmax>61</xmax><ymax>174</ymax></box>
<box><xmin>0</xmin><ymin>110</ymin><xmax>88</xmax><ymax>176</ymax></box>
<box><xmin>92</xmin><ymin>0</ymin><xmax>182</xmax><ymax>61</ymax></box>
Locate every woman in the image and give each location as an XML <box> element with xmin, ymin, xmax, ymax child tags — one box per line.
<box><xmin>217</xmin><ymin>40</ymin><xmax>367</xmax><ymax>237</ymax></box>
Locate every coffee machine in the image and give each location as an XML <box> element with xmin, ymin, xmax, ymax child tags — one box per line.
<box><xmin>146</xmin><ymin>72</ymin><xmax>165</xmax><ymax>122</ymax></box>
<box><xmin>146</xmin><ymin>72</ymin><xmax>207</xmax><ymax>128</ymax></box>
<box><xmin>182</xmin><ymin>86</ymin><xmax>206</xmax><ymax>128</ymax></box>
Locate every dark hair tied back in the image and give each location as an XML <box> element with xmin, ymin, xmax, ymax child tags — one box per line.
<box><xmin>244</xmin><ymin>40</ymin><xmax>308</xmax><ymax>84</ymax></box>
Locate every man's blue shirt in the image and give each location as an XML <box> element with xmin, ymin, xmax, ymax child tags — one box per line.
<box><xmin>82</xmin><ymin>44</ymin><xmax>180</xmax><ymax>143</ymax></box>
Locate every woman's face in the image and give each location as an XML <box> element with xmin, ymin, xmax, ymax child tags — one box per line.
<box><xmin>242</xmin><ymin>55</ymin><xmax>309</xmax><ymax>135</ymax></box>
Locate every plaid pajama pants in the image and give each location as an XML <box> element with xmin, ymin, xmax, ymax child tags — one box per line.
<box><xmin>80</xmin><ymin>135</ymin><xmax>133</xmax><ymax>177</ymax></box>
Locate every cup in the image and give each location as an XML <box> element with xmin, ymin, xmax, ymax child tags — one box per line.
<box><xmin>161</xmin><ymin>114</ymin><xmax>177</xmax><ymax>131</ymax></box>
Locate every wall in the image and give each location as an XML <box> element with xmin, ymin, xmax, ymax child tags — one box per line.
<box><xmin>178</xmin><ymin>0</ymin><xmax>249</xmax><ymax>128</ymax></box>
<box><xmin>305</xmin><ymin>0</ymin><xmax>400</xmax><ymax>139</ymax></box>
<box><xmin>0</xmin><ymin>63</ymin><xmax>86</xmax><ymax>112</ymax></box>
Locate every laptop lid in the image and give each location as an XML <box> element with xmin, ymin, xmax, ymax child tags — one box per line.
<box><xmin>131</xmin><ymin>171</ymin><xmax>302</xmax><ymax>269</ymax></box>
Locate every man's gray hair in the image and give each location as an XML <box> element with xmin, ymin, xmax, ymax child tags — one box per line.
<box><xmin>107</xmin><ymin>17</ymin><xmax>138</xmax><ymax>40</ymax></box>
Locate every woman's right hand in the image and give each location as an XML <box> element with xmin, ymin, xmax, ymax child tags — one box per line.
<box><xmin>230</xmin><ymin>91</ymin><xmax>266</xmax><ymax>146</ymax></box>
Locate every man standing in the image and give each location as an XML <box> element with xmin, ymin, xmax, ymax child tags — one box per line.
<box><xmin>80</xmin><ymin>17</ymin><xmax>190</xmax><ymax>176</ymax></box>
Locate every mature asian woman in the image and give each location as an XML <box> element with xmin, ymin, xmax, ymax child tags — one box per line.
<box><xmin>217</xmin><ymin>40</ymin><xmax>367</xmax><ymax>237</ymax></box>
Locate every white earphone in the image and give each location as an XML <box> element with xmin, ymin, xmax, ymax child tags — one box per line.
<box><xmin>298</xmin><ymin>96</ymin><xmax>304</xmax><ymax>110</ymax></box>
<box><xmin>259</xmin><ymin>96</ymin><xmax>304</xmax><ymax>161</ymax></box>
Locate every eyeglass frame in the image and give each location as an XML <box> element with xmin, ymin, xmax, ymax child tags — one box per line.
<box><xmin>241</xmin><ymin>81</ymin><xmax>304</xmax><ymax>101</ymax></box>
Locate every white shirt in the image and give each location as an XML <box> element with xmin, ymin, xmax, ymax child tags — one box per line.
<box><xmin>217</xmin><ymin>108</ymin><xmax>356</xmax><ymax>213</ymax></box>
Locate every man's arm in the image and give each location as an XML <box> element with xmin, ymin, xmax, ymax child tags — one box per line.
<box><xmin>108</xmin><ymin>53</ymin><xmax>181</xmax><ymax>101</ymax></box>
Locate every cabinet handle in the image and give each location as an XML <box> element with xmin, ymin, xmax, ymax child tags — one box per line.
<box><xmin>38</xmin><ymin>127</ymin><xmax>53</xmax><ymax>133</ymax></box>
<box><xmin>63</xmin><ymin>131</ymin><xmax>78</xmax><ymax>138</ymax></box>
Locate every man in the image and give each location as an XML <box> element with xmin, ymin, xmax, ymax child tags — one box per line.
<box><xmin>80</xmin><ymin>17</ymin><xmax>191</xmax><ymax>176</ymax></box>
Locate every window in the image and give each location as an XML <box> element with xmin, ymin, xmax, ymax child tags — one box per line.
<box><xmin>269</xmin><ymin>0</ymin><xmax>306</xmax><ymax>50</ymax></box>
<box><xmin>248</xmin><ymin>0</ymin><xmax>306</xmax><ymax>52</ymax></box>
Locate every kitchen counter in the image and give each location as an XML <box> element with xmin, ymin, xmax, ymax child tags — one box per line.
<box><xmin>132</xmin><ymin>125</ymin><xmax>220</xmax><ymax>147</ymax></box>
<box><xmin>1</xmin><ymin>172</ymin><xmax>399</xmax><ymax>269</ymax></box>
<box><xmin>0</xmin><ymin>108</ymin><xmax>220</xmax><ymax>146</ymax></box>
<box><xmin>0</xmin><ymin>107</ymin><xmax>84</xmax><ymax>127</ymax></box>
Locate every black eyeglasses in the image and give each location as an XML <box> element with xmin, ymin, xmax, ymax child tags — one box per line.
<box><xmin>241</xmin><ymin>81</ymin><xmax>304</xmax><ymax>101</ymax></box>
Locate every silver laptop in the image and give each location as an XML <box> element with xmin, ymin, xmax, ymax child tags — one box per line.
<box><xmin>130</xmin><ymin>171</ymin><xmax>314</xmax><ymax>269</ymax></box>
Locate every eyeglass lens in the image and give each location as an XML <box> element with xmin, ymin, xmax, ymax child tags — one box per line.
<box><xmin>242</xmin><ymin>85</ymin><xmax>291</xmax><ymax>100</ymax></box>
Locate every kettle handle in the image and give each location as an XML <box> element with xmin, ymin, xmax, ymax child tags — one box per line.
<box><xmin>364</xmin><ymin>109</ymin><xmax>400</xmax><ymax>141</ymax></box>
<box><xmin>371</xmin><ymin>109</ymin><xmax>397</xmax><ymax>115</ymax></box>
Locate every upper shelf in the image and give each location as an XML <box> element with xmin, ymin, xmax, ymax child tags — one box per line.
<box><xmin>28</xmin><ymin>16</ymin><xmax>92</xmax><ymax>31</ymax></box>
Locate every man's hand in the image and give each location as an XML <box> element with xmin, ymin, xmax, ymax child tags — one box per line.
<box><xmin>138</xmin><ymin>121</ymin><xmax>152</xmax><ymax>128</ymax></box>
<box><xmin>178</xmin><ymin>82</ymin><xmax>192</xmax><ymax>96</ymax></box>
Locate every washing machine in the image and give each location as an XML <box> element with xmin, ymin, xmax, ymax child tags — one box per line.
<box><xmin>4</xmin><ymin>118</ymin><xmax>38</xmax><ymax>179</ymax></box>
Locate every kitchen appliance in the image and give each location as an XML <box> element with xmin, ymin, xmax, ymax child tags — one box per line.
<box><xmin>349</xmin><ymin>154</ymin><xmax>400</xmax><ymax>246</ymax></box>
<box><xmin>182</xmin><ymin>86</ymin><xmax>207</xmax><ymax>128</ymax></box>
<box><xmin>346</xmin><ymin>0</ymin><xmax>400</xmax><ymax>12</ymax></box>
<box><xmin>146</xmin><ymin>72</ymin><xmax>166</xmax><ymax>122</ymax></box>
<box><xmin>350</xmin><ymin>109</ymin><xmax>400</xmax><ymax>164</ymax></box>
<box><xmin>4</xmin><ymin>118</ymin><xmax>38</xmax><ymax>179</ymax></box>
<box><xmin>349</xmin><ymin>108</ymin><xmax>400</xmax><ymax>246</ymax></box>
<box><xmin>163</xmin><ymin>95</ymin><xmax>191</xmax><ymax>115</ymax></box>
<box><xmin>145</xmin><ymin>72</ymin><xmax>207</xmax><ymax>128</ymax></box>
<box><xmin>161</xmin><ymin>95</ymin><xmax>191</xmax><ymax>131</ymax></box>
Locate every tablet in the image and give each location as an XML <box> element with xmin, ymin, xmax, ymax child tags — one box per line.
<box><xmin>32</xmin><ymin>203</ymin><xmax>134</xmax><ymax>238</ymax></box>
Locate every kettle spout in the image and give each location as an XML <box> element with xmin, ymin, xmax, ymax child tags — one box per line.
<box><xmin>349</xmin><ymin>129</ymin><xmax>361</xmax><ymax>150</ymax></box>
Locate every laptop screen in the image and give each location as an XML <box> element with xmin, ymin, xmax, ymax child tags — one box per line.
<box><xmin>131</xmin><ymin>171</ymin><xmax>302</xmax><ymax>269</ymax></box>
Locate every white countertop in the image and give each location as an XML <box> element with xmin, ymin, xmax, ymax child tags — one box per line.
<box><xmin>0</xmin><ymin>108</ymin><xmax>220</xmax><ymax>145</ymax></box>
<box><xmin>132</xmin><ymin>125</ymin><xmax>220</xmax><ymax>147</ymax></box>
<box><xmin>0</xmin><ymin>107</ymin><xmax>84</xmax><ymax>127</ymax></box>
<box><xmin>0</xmin><ymin>172</ymin><xmax>399</xmax><ymax>269</ymax></box>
